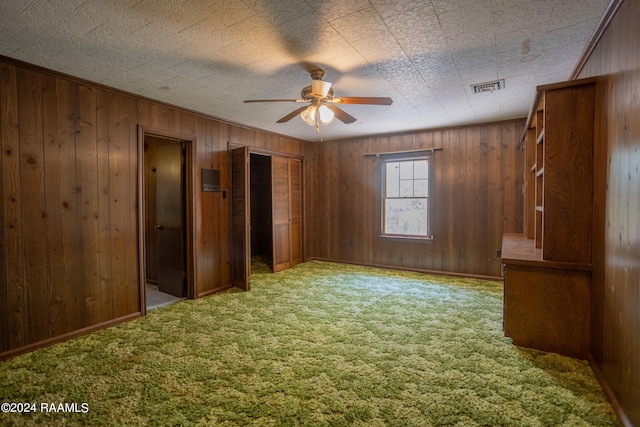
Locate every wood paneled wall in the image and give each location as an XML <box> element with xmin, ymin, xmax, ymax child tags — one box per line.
<box><xmin>305</xmin><ymin>120</ymin><xmax>525</xmax><ymax>278</ymax></box>
<box><xmin>0</xmin><ymin>58</ymin><xmax>307</xmax><ymax>358</ymax></box>
<box><xmin>576</xmin><ymin>0</ymin><xmax>640</xmax><ymax>424</ymax></box>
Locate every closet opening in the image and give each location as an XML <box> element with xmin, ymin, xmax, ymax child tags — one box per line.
<box><xmin>250</xmin><ymin>153</ymin><xmax>273</xmax><ymax>272</ymax></box>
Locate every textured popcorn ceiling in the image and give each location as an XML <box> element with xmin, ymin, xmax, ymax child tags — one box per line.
<box><xmin>0</xmin><ymin>0</ymin><xmax>609</xmax><ymax>141</ymax></box>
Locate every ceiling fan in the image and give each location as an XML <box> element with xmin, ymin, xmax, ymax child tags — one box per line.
<box><xmin>244</xmin><ymin>68</ymin><xmax>393</xmax><ymax>133</ymax></box>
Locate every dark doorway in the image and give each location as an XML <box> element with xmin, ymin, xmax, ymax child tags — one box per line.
<box><xmin>250</xmin><ymin>153</ymin><xmax>273</xmax><ymax>269</ymax></box>
<box><xmin>144</xmin><ymin>135</ymin><xmax>187</xmax><ymax>301</ymax></box>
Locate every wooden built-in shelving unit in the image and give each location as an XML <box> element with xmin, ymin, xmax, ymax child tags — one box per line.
<box><xmin>502</xmin><ymin>77</ymin><xmax>596</xmax><ymax>359</ymax></box>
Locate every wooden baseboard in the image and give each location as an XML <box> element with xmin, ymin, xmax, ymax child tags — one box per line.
<box><xmin>588</xmin><ymin>354</ymin><xmax>634</xmax><ymax>427</ymax></box>
<box><xmin>304</xmin><ymin>257</ymin><xmax>503</xmax><ymax>281</ymax></box>
<box><xmin>0</xmin><ymin>313</ymin><xmax>141</xmax><ymax>361</ymax></box>
<box><xmin>197</xmin><ymin>285</ymin><xmax>232</xmax><ymax>298</ymax></box>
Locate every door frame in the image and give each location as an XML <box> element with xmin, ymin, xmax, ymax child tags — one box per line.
<box><xmin>138</xmin><ymin>126</ymin><xmax>195</xmax><ymax>315</ymax></box>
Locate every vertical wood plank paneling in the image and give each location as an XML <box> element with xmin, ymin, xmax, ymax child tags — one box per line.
<box><xmin>107</xmin><ymin>92</ymin><xmax>132</xmax><ymax>318</ymax></box>
<box><xmin>486</xmin><ymin>124</ymin><xmax>503</xmax><ymax>274</ymax></box>
<box><xmin>96</xmin><ymin>89</ymin><xmax>113</xmax><ymax>322</ymax></box>
<box><xmin>55</xmin><ymin>78</ymin><xmax>83</xmax><ymax>333</ymax></box>
<box><xmin>76</xmin><ymin>83</ymin><xmax>101</xmax><ymax>325</ymax></box>
<box><xmin>502</xmin><ymin>123</ymin><xmax>521</xmax><ymax>233</ymax></box>
<box><xmin>447</xmin><ymin>129</ymin><xmax>462</xmax><ymax>273</ymax></box>
<box><xmin>337</xmin><ymin>143</ymin><xmax>349</xmax><ymax>261</ymax></box>
<box><xmin>213</xmin><ymin>122</ymin><xmax>227</xmax><ymax>290</ymax></box>
<box><xmin>41</xmin><ymin>74</ymin><xmax>67</xmax><ymax>337</ymax></box>
<box><xmin>126</xmin><ymin>97</ymin><xmax>139</xmax><ymax>314</ymax></box>
<box><xmin>17</xmin><ymin>69</ymin><xmax>49</xmax><ymax>344</ymax></box>
<box><xmin>0</xmin><ymin>62</ymin><xmax>23</xmax><ymax>351</ymax></box>
<box><xmin>437</xmin><ymin>130</ymin><xmax>450</xmax><ymax>272</ymax></box>
<box><xmin>572</xmin><ymin>1</ymin><xmax>638</xmax><ymax>422</ymax></box>
<box><xmin>194</xmin><ymin>116</ymin><xmax>212</xmax><ymax>294</ymax></box>
<box><xmin>464</xmin><ymin>128</ymin><xmax>481</xmax><ymax>273</ymax></box>
<box><xmin>0</xmin><ymin>64</ymin><xmax>6</xmax><ymax>351</ymax></box>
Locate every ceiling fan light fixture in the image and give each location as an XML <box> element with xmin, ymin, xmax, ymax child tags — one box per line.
<box><xmin>301</xmin><ymin>104</ymin><xmax>334</xmax><ymax>127</ymax></box>
<box><xmin>300</xmin><ymin>105</ymin><xmax>317</xmax><ymax>126</ymax></box>
<box><xmin>318</xmin><ymin>105</ymin><xmax>335</xmax><ymax>124</ymax></box>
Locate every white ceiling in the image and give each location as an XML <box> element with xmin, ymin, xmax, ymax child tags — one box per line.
<box><xmin>0</xmin><ymin>0</ymin><xmax>609</xmax><ymax>141</ymax></box>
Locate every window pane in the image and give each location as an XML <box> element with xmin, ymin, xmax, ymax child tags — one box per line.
<box><xmin>384</xmin><ymin>198</ymin><xmax>428</xmax><ymax>236</ymax></box>
<box><xmin>386</xmin><ymin>162</ymin><xmax>399</xmax><ymax>197</ymax></box>
<box><xmin>414</xmin><ymin>179</ymin><xmax>428</xmax><ymax>197</ymax></box>
<box><xmin>399</xmin><ymin>161</ymin><xmax>413</xmax><ymax>179</ymax></box>
<box><xmin>414</xmin><ymin>160</ymin><xmax>428</xmax><ymax>179</ymax></box>
<box><xmin>399</xmin><ymin>179</ymin><xmax>413</xmax><ymax>197</ymax></box>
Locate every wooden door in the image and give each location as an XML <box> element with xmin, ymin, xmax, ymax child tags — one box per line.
<box><xmin>231</xmin><ymin>147</ymin><xmax>250</xmax><ymax>290</ymax></box>
<box><xmin>155</xmin><ymin>139</ymin><xmax>185</xmax><ymax>297</ymax></box>
<box><xmin>272</xmin><ymin>156</ymin><xmax>291</xmax><ymax>272</ymax></box>
<box><xmin>289</xmin><ymin>159</ymin><xmax>302</xmax><ymax>267</ymax></box>
<box><xmin>272</xmin><ymin>157</ymin><xmax>302</xmax><ymax>272</ymax></box>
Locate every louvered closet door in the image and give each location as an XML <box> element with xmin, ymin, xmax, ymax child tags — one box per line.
<box><xmin>231</xmin><ymin>146</ymin><xmax>250</xmax><ymax>290</ymax></box>
<box><xmin>272</xmin><ymin>156</ymin><xmax>291</xmax><ymax>272</ymax></box>
<box><xmin>289</xmin><ymin>159</ymin><xmax>302</xmax><ymax>268</ymax></box>
<box><xmin>271</xmin><ymin>156</ymin><xmax>302</xmax><ymax>272</ymax></box>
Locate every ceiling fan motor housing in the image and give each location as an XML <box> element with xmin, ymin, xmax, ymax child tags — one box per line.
<box><xmin>301</xmin><ymin>85</ymin><xmax>334</xmax><ymax>100</ymax></box>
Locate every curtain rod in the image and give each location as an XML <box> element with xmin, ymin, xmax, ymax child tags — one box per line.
<box><xmin>363</xmin><ymin>147</ymin><xmax>443</xmax><ymax>157</ymax></box>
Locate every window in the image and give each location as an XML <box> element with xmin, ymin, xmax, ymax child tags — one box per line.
<box><xmin>382</xmin><ymin>157</ymin><xmax>431</xmax><ymax>238</ymax></box>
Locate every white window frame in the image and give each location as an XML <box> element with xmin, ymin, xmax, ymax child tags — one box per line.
<box><xmin>381</xmin><ymin>155</ymin><xmax>432</xmax><ymax>239</ymax></box>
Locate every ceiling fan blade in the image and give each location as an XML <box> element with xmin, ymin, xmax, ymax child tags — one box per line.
<box><xmin>325</xmin><ymin>104</ymin><xmax>357</xmax><ymax>124</ymax></box>
<box><xmin>276</xmin><ymin>106</ymin><xmax>309</xmax><ymax>123</ymax></box>
<box><xmin>244</xmin><ymin>99</ymin><xmax>305</xmax><ymax>103</ymax></box>
<box><xmin>331</xmin><ymin>97</ymin><xmax>393</xmax><ymax>105</ymax></box>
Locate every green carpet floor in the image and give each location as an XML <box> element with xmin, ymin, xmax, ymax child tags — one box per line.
<box><xmin>0</xmin><ymin>260</ymin><xmax>619</xmax><ymax>426</ymax></box>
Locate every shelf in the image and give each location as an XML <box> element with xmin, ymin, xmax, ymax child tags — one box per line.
<box><xmin>536</xmin><ymin>167</ymin><xmax>544</xmax><ymax>177</ymax></box>
<box><xmin>501</xmin><ymin>234</ymin><xmax>592</xmax><ymax>271</ymax></box>
<box><xmin>536</xmin><ymin>129</ymin><xmax>545</xmax><ymax>144</ymax></box>
<box><xmin>535</xmin><ymin>206</ymin><xmax>544</xmax><ymax>212</ymax></box>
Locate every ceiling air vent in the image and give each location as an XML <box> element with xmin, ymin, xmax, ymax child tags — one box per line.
<box><xmin>471</xmin><ymin>79</ymin><xmax>505</xmax><ymax>93</ymax></box>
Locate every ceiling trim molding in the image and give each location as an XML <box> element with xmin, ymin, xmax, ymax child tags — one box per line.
<box><xmin>569</xmin><ymin>0</ymin><xmax>624</xmax><ymax>80</ymax></box>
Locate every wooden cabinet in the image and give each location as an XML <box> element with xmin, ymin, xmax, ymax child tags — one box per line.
<box><xmin>501</xmin><ymin>234</ymin><xmax>592</xmax><ymax>358</ymax></box>
<box><xmin>502</xmin><ymin>78</ymin><xmax>596</xmax><ymax>358</ymax></box>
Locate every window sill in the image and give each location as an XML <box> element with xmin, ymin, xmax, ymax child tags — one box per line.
<box><xmin>377</xmin><ymin>235</ymin><xmax>435</xmax><ymax>243</ymax></box>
